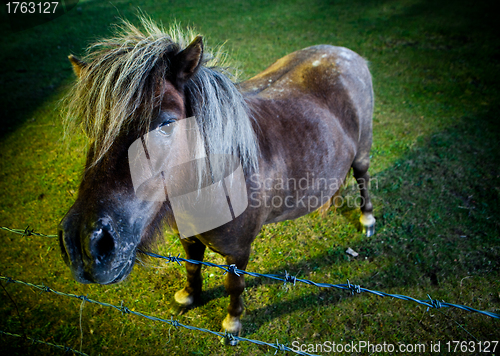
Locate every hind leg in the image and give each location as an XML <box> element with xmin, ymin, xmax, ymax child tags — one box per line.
<box><xmin>174</xmin><ymin>237</ymin><xmax>206</xmax><ymax>309</ymax></box>
<box><xmin>352</xmin><ymin>158</ymin><xmax>376</xmax><ymax>237</ymax></box>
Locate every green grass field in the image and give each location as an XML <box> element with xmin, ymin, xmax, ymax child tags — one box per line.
<box><xmin>0</xmin><ymin>0</ymin><xmax>499</xmax><ymax>355</ymax></box>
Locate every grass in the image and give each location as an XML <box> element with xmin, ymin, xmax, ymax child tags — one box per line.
<box><xmin>0</xmin><ymin>0</ymin><xmax>499</xmax><ymax>355</ymax></box>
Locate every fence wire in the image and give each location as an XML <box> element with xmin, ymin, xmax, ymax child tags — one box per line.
<box><xmin>1</xmin><ymin>226</ymin><xmax>57</xmax><ymax>238</ymax></box>
<box><xmin>0</xmin><ymin>330</ymin><xmax>89</xmax><ymax>356</ymax></box>
<box><xmin>1</xmin><ymin>225</ymin><xmax>499</xmax><ymax>319</ymax></box>
<box><xmin>140</xmin><ymin>251</ymin><xmax>500</xmax><ymax>319</ymax></box>
<box><xmin>1</xmin><ymin>224</ymin><xmax>499</xmax><ymax>356</ymax></box>
<box><xmin>0</xmin><ymin>276</ymin><xmax>317</xmax><ymax>356</ymax></box>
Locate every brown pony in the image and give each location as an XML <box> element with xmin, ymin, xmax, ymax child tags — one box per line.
<box><xmin>59</xmin><ymin>17</ymin><xmax>375</xmax><ymax>340</ymax></box>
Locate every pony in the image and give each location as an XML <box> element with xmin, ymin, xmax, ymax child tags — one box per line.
<box><xmin>59</xmin><ymin>17</ymin><xmax>376</xmax><ymax>341</ymax></box>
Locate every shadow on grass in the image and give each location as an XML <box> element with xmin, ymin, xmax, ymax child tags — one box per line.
<box><xmin>0</xmin><ymin>0</ymin><xmax>139</xmax><ymax>139</ymax></box>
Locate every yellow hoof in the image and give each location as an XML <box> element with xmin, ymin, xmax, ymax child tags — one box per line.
<box><xmin>221</xmin><ymin>315</ymin><xmax>241</xmax><ymax>346</ymax></box>
<box><xmin>174</xmin><ymin>288</ymin><xmax>194</xmax><ymax>307</ymax></box>
<box><xmin>360</xmin><ymin>214</ymin><xmax>376</xmax><ymax>237</ymax></box>
<box><xmin>222</xmin><ymin>314</ymin><xmax>242</xmax><ymax>334</ymax></box>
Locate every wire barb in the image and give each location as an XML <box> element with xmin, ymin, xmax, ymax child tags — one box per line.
<box><xmin>347</xmin><ymin>279</ymin><xmax>361</xmax><ymax>295</ymax></box>
<box><xmin>168</xmin><ymin>254</ymin><xmax>183</xmax><ymax>265</ymax></box>
<box><xmin>169</xmin><ymin>317</ymin><xmax>181</xmax><ymax>329</ymax></box>
<box><xmin>223</xmin><ymin>331</ymin><xmax>236</xmax><ymax>342</ymax></box>
<box><xmin>24</xmin><ymin>226</ymin><xmax>33</xmax><ymax>236</ymax></box>
<box><xmin>283</xmin><ymin>270</ymin><xmax>297</xmax><ymax>288</ymax></box>
<box><xmin>224</xmin><ymin>264</ymin><xmax>240</xmax><ymax>276</ymax></box>
<box><xmin>426</xmin><ymin>294</ymin><xmax>443</xmax><ymax>311</ymax></box>
<box><xmin>274</xmin><ymin>339</ymin><xmax>287</xmax><ymax>354</ymax></box>
<box><xmin>119</xmin><ymin>300</ymin><xmax>131</xmax><ymax>314</ymax></box>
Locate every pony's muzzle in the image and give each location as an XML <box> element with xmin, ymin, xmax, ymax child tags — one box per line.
<box><xmin>58</xmin><ymin>214</ymin><xmax>128</xmax><ymax>284</ymax></box>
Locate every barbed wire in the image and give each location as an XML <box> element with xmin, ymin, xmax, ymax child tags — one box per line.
<box><xmin>0</xmin><ymin>276</ymin><xmax>318</xmax><ymax>356</ymax></box>
<box><xmin>139</xmin><ymin>250</ymin><xmax>500</xmax><ymax>319</ymax></box>
<box><xmin>1</xmin><ymin>225</ymin><xmax>498</xmax><ymax>319</ymax></box>
<box><xmin>1</xmin><ymin>226</ymin><xmax>57</xmax><ymax>238</ymax></box>
<box><xmin>0</xmin><ymin>329</ymin><xmax>89</xmax><ymax>356</ymax></box>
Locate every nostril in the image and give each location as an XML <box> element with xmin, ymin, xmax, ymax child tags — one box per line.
<box><xmin>91</xmin><ymin>228</ymin><xmax>115</xmax><ymax>261</ymax></box>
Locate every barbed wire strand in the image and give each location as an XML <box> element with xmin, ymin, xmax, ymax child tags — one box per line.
<box><xmin>139</xmin><ymin>251</ymin><xmax>500</xmax><ymax>319</ymax></box>
<box><xmin>0</xmin><ymin>276</ymin><xmax>318</xmax><ymax>356</ymax></box>
<box><xmin>1</xmin><ymin>226</ymin><xmax>498</xmax><ymax>319</ymax></box>
<box><xmin>1</xmin><ymin>226</ymin><xmax>57</xmax><ymax>238</ymax></box>
<box><xmin>0</xmin><ymin>329</ymin><xmax>89</xmax><ymax>356</ymax></box>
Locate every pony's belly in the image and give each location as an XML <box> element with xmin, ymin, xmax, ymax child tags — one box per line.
<box><xmin>253</xmin><ymin>187</ymin><xmax>337</xmax><ymax>224</ymax></box>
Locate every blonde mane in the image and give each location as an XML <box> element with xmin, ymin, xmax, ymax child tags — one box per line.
<box><xmin>64</xmin><ymin>16</ymin><xmax>258</xmax><ymax>173</ymax></box>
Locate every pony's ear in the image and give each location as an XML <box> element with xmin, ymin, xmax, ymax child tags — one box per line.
<box><xmin>68</xmin><ymin>54</ymin><xmax>87</xmax><ymax>78</ymax></box>
<box><xmin>173</xmin><ymin>36</ymin><xmax>203</xmax><ymax>83</ymax></box>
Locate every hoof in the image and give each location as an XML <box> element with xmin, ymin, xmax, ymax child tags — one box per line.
<box><xmin>220</xmin><ymin>314</ymin><xmax>241</xmax><ymax>346</ymax></box>
<box><xmin>174</xmin><ymin>288</ymin><xmax>195</xmax><ymax>306</ymax></box>
<box><xmin>363</xmin><ymin>223</ymin><xmax>375</xmax><ymax>237</ymax></box>
<box><xmin>170</xmin><ymin>288</ymin><xmax>197</xmax><ymax>315</ymax></box>
<box><xmin>360</xmin><ymin>214</ymin><xmax>376</xmax><ymax>237</ymax></box>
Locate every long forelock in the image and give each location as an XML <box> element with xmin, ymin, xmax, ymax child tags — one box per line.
<box><xmin>64</xmin><ymin>16</ymin><xmax>259</xmax><ymax>173</ymax></box>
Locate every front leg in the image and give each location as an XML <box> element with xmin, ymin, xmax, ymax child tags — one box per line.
<box><xmin>174</xmin><ymin>237</ymin><xmax>206</xmax><ymax>307</ymax></box>
<box><xmin>221</xmin><ymin>251</ymin><xmax>250</xmax><ymax>345</ymax></box>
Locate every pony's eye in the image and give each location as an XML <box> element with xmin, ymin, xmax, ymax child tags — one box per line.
<box><xmin>158</xmin><ymin>121</ymin><xmax>175</xmax><ymax>136</ymax></box>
